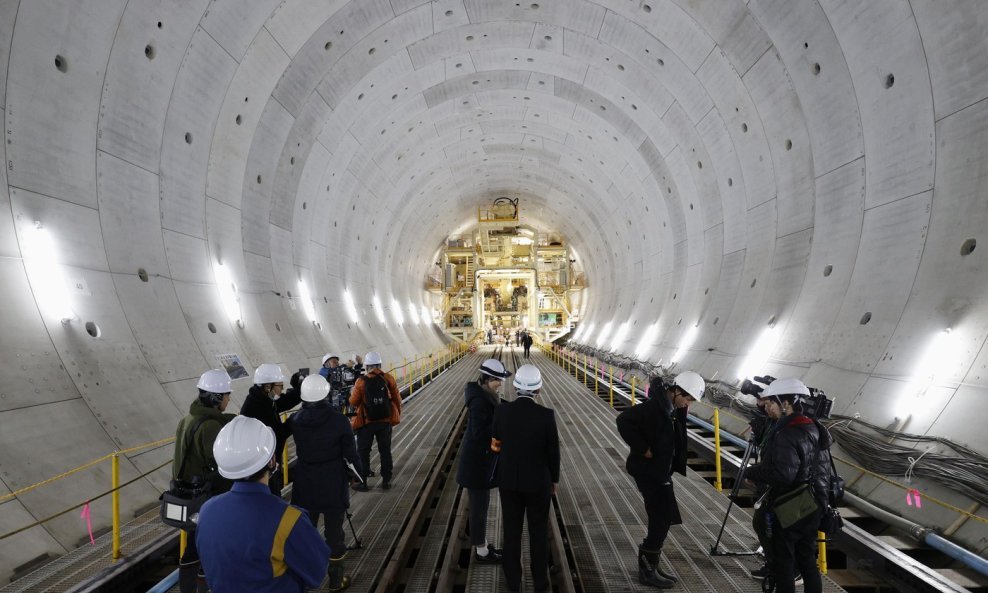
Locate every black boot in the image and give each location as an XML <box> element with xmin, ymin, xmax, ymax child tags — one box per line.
<box><xmin>638</xmin><ymin>546</ymin><xmax>675</xmax><ymax>589</ymax></box>
<box><xmin>653</xmin><ymin>548</ymin><xmax>678</xmax><ymax>583</ymax></box>
<box><xmin>328</xmin><ymin>555</ymin><xmax>351</xmax><ymax>591</ymax></box>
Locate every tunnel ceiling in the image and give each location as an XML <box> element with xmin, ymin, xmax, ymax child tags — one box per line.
<box><xmin>4</xmin><ymin>0</ymin><xmax>988</xmax><ymax>575</ymax></box>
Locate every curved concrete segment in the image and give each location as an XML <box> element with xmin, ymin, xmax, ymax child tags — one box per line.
<box><xmin>1</xmin><ymin>0</ymin><xmax>986</xmax><ymax>581</ymax></box>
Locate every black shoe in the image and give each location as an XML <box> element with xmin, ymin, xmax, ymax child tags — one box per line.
<box><xmin>381</xmin><ymin>479</ymin><xmax>391</xmax><ymax>490</ymax></box>
<box><xmin>749</xmin><ymin>564</ymin><xmax>770</xmax><ymax>579</ymax></box>
<box><xmin>354</xmin><ymin>482</ymin><xmax>369</xmax><ymax>492</ymax></box>
<box><xmin>474</xmin><ymin>547</ymin><xmax>502</xmax><ymax>563</ymax></box>
<box><xmin>367</xmin><ymin>470</ymin><xmax>376</xmax><ymax>477</ymax></box>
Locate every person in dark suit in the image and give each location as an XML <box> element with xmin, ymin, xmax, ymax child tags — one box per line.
<box><xmin>490</xmin><ymin>364</ymin><xmax>560</xmax><ymax>593</ymax></box>
<box><xmin>616</xmin><ymin>371</ymin><xmax>705</xmax><ymax>589</ymax></box>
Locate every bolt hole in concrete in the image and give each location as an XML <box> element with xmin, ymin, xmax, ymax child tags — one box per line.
<box><xmin>324</xmin><ymin>41</ymin><xmax>332</xmax><ymax>50</ymax></box>
<box><xmin>55</xmin><ymin>54</ymin><xmax>67</xmax><ymax>72</ymax></box>
<box><xmin>823</xmin><ymin>264</ymin><xmax>833</xmax><ymax>277</ymax></box>
<box><xmin>138</xmin><ymin>268</ymin><xmax>149</xmax><ymax>282</ymax></box>
<box><xmin>208</xmin><ymin>322</ymin><xmax>217</xmax><ymax>333</ymax></box>
<box><xmin>813</xmin><ymin>62</ymin><xmax>821</xmax><ymax>75</ymax></box>
<box><xmin>275</xmin><ymin>323</ymin><xmax>281</xmax><ymax>332</ymax></box>
<box><xmin>727</xmin><ymin>177</ymin><xmax>733</xmax><ymax>186</ymax></box>
<box><xmin>185</xmin><ymin>132</ymin><xmax>192</xmax><ymax>144</ymax></box>
<box><xmin>257</xmin><ymin>174</ymin><xmax>262</xmax><ymax>184</ymax></box>
<box><xmin>445</xmin><ymin>10</ymin><xmax>453</xmax><ymax>16</ymax></box>
<box><xmin>85</xmin><ymin>322</ymin><xmax>101</xmax><ymax>338</ymax></box>
<box><xmin>750</xmin><ymin>278</ymin><xmax>757</xmax><ymax>288</ymax></box>
<box><xmin>314</xmin><ymin>321</ymin><xmax>322</xmax><ymax>330</ymax></box>
<box><xmin>713</xmin><ymin>317</ymin><xmax>719</xmax><ymax>325</ymax></box>
<box><xmin>885</xmin><ymin>73</ymin><xmax>895</xmax><ymax>88</ymax></box>
<box><xmin>860</xmin><ymin>312</ymin><xmax>872</xmax><ymax>325</ymax></box>
<box><xmin>235</xmin><ymin>114</ymin><xmax>242</xmax><ymax>125</ymax></box>
<box><xmin>768</xmin><ymin>315</ymin><xmax>777</xmax><ymax>327</ymax></box>
<box><xmin>960</xmin><ymin>238</ymin><xmax>976</xmax><ymax>256</ymax></box>
<box><xmin>742</xmin><ymin>122</ymin><xmax>748</xmax><ymax>133</ymax></box>
<box><xmin>157</xmin><ymin>21</ymin><xmax>163</xmax><ymax>28</ymax></box>
<box><xmin>144</xmin><ymin>44</ymin><xmax>154</xmax><ymax>59</ymax></box>
<box><xmin>302</xmin><ymin>201</ymin><xmax>307</xmax><ymax>210</ymax></box>
<box><xmin>643</xmin><ymin>4</ymin><xmax>652</xmax><ymax>12</ymax></box>
<box><xmin>785</xmin><ymin>139</ymin><xmax>792</xmax><ymax>150</ymax></box>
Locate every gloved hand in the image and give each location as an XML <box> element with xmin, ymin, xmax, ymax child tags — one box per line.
<box><xmin>290</xmin><ymin>372</ymin><xmax>302</xmax><ymax>391</ymax></box>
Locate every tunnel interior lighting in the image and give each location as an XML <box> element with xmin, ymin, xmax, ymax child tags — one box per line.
<box><xmin>408</xmin><ymin>302</ymin><xmax>420</xmax><ymax>325</ymax></box>
<box><xmin>373</xmin><ymin>294</ymin><xmax>386</xmax><ymax>323</ymax></box>
<box><xmin>343</xmin><ymin>289</ymin><xmax>359</xmax><ymax>322</ymax></box>
<box><xmin>736</xmin><ymin>326</ymin><xmax>781</xmax><ymax>380</ymax></box>
<box><xmin>671</xmin><ymin>325</ymin><xmax>699</xmax><ymax>364</ymax></box>
<box><xmin>213</xmin><ymin>262</ymin><xmax>241</xmax><ymax>326</ymax></box>
<box><xmin>635</xmin><ymin>322</ymin><xmax>660</xmax><ymax>358</ymax></box>
<box><xmin>21</xmin><ymin>223</ymin><xmax>75</xmax><ymax>322</ymax></box>
<box><xmin>391</xmin><ymin>298</ymin><xmax>404</xmax><ymax>325</ymax></box>
<box><xmin>596</xmin><ymin>322</ymin><xmax>613</xmax><ymax>348</ymax></box>
<box><xmin>897</xmin><ymin>328</ymin><xmax>961</xmax><ymax>418</ymax></box>
<box><xmin>420</xmin><ymin>304</ymin><xmax>431</xmax><ymax>325</ymax></box>
<box><xmin>575</xmin><ymin>323</ymin><xmax>594</xmax><ymax>343</ymax></box>
<box><xmin>298</xmin><ymin>279</ymin><xmax>317</xmax><ymax>322</ymax></box>
<box><xmin>610</xmin><ymin>321</ymin><xmax>631</xmax><ymax>351</ymax></box>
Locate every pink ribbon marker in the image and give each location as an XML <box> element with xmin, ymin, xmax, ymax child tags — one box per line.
<box><xmin>906</xmin><ymin>489</ymin><xmax>923</xmax><ymax>508</ymax></box>
<box><xmin>80</xmin><ymin>502</ymin><xmax>95</xmax><ymax>545</ymax></box>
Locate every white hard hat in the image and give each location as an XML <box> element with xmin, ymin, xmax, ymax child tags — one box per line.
<box><xmin>322</xmin><ymin>353</ymin><xmax>339</xmax><ymax>365</ymax></box>
<box><xmin>365</xmin><ymin>351</ymin><xmax>383</xmax><ymax>366</ymax></box>
<box><xmin>197</xmin><ymin>369</ymin><xmax>232</xmax><ymax>394</ymax></box>
<box><xmin>762</xmin><ymin>378</ymin><xmax>809</xmax><ymax>402</ymax></box>
<box><xmin>513</xmin><ymin>364</ymin><xmax>542</xmax><ymax>392</ymax></box>
<box><xmin>479</xmin><ymin>358</ymin><xmax>512</xmax><ymax>379</ymax></box>
<box><xmin>300</xmin><ymin>374</ymin><xmax>330</xmax><ymax>403</ymax></box>
<box><xmin>213</xmin><ymin>416</ymin><xmax>276</xmax><ymax>479</ymax></box>
<box><xmin>673</xmin><ymin>371</ymin><xmax>705</xmax><ymax>400</ymax></box>
<box><xmin>253</xmin><ymin>363</ymin><xmax>285</xmax><ymax>385</ymax></box>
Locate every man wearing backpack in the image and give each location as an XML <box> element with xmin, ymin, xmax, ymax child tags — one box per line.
<box><xmin>349</xmin><ymin>351</ymin><xmax>402</xmax><ymax>490</ymax></box>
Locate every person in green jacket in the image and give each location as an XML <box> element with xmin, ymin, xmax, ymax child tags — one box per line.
<box><xmin>173</xmin><ymin>369</ymin><xmax>237</xmax><ymax>593</ymax></box>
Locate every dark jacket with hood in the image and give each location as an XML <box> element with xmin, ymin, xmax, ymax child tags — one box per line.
<box><xmin>747</xmin><ymin>413</ymin><xmax>830</xmax><ymax>505</ymax></box>
<box><xmin>456</xmin><ymin>381</ymin><xmax>500</xmax><ymax>489</ymax></box>
<box><xmin>287</xmin><ymin>400</ymin><xmax>361</xmax><ymax>513</ymax></box>
<box><xmin>240</xmin><ymin>384</ymin><xmax>302</xmax><ymax>461</ymax></box>
<box><xmin>173</xmin><ymin>399</ymin><xmax>237</xmax><ymax>494</ymax></box>
<box><xmin>616</xmin><ymin>382</ymin><xmax>688</xmax><ymax>483</ymax></box>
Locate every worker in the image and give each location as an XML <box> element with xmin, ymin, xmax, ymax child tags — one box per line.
<box><xmin>240</xmin><ymin>363</ymin><xmax>302</xmax><ymax>494</ymax></box>
<box><xmin>349</xmin><ymin>351</ymin><xmax>402</xmax><ymax>489</ymax></box>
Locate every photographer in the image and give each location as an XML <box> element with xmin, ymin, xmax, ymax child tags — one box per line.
<box><xmin>745</xmin><ymin>378</ymin><xmax>825</xmax><ymax>593</ymax></box>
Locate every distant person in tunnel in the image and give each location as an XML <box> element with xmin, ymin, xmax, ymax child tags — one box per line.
<box><xmin>349</xmin><ymin>351</ymin><xmax>402</xmax><ymax>490</ymax></box>
<box><xmin>616</xmin><ymin>371</ymin><xmax>705</xmax><ymax>589</ymax></box>
<box><xmin>197</xmin><ymin>416</ymin><xmax>329</xmax><ymax>593</ymax></box>
<box><xmin>522</xmin><ymin>331</ymin><xmax>533</xmax><ymax>358</ymax></box>
<box><xmin>491</xmin><ymin>364</ymin><xmax>560</xmax><ymax>593</ymax></box>
<box><xmin>240</xmin><ymin>363</ymin><xmax>302</xmax><ymax>495</ymax></box>
<box><xmin>456</xmin><ymin>358</ymin><xmax>512</xmax><ymax>564</ymax></box>
<box><xmin>172</xmin><ymin>369</ymin><xmax>237</xmax><ymax>593</ymax></box>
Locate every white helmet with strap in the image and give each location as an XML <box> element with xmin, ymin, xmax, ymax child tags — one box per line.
<box><xmin>213</xmin><ymin>416</ymin><xmax>276</xmax><ymax>479</ymax></box>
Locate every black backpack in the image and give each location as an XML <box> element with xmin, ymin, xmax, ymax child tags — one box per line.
<box><xmin>363</xmin><ymin>375</ymin><xmax>392</xmax><ymax>422</ymax></box>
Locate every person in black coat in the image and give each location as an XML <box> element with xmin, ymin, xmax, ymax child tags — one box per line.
<box><xmin>240</xmin><ymin>364</ymin><xmax>302</xmax><ymax>495</ymax></box>
<box><xmin>288</xmin><ymin>374</ymin><xmax>362</xmax><ymax>592</ymax></box>
<box><xmin>746</xmin><ymin>378</ymin><xmax>824</xmax><ymax>593</ymax></box>
<box><xmin>522</xmin><ymin>332</ymin><xmax>533</xmax><ymax>358</ymax></box>
<box><xmin>491</xmin><ymin>364</ymin><xmax>560</xmax><ymax>593</ymax></box>
<box><xmin>456</xmin><ymin>358</ymin><xmax>512</xmax><ymax>563</ymax></box>
<box><xmin>616</xmin><ymin>371</ymin><xmax>705</xmax><ymax>589</ymax></box>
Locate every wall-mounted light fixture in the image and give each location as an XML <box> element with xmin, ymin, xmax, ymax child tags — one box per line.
<box><xmin>635</xmin><ymin>322</ymin><xmax>660</xmax><ymax>358</ymax></box>
<box><xmin>596</xmin><ymin>321</ymin><xmax>613</xmax><ymax>348</ymax></box>
<box><xmin>897</xmin><ymin>328</ymin><xmax>961</xmax><ymax>419</ymax></box>
<box><xmin>671</xmin><ymin>324</ymin><xmax>699</xmax><ymax>365</ymax></box>
<box><xmin>343</xmin><ymin>289</ymin><xmax>359</xmax><ymax>322</ymax></box>
<box><xmin>610</xmin><ymin>321</ymin><xmax>631</xmax><ymax>351</ymax></box>
<box><xmin>22</xmin><ymin>222</ymin><xmax>75</xmax><ymax>323</ymax></box>
<box><xmin>372</xmin><ymin>294</ymin><xmax>386</xmax><ymax>324</ymax></box>
<box><xmin>408</xmin><ymin>302</ymin><xmax>420</xmax><ymax>325</ymax></box>
<box><xmin>736</xmin><ymin>326</ymin><xmax>781</xmax><ymax>380</ymax></box>
<box><xmin>420</xmin><ymin>304</ymin><xmax>431</xmax><ymax>325</ymax></box>
<box><xmin>297</xmin><ymin>279</ymin><xmax>318</xmax><ymax>323</ymax></box>
<box><xmin>391</xmin><ymin>298</ymin><xmax>404</xmax><ymax>325</ymax></box>
<box><xmin>213</xmin><ymin>262</ymin><xmax>242</xmax><ymax>328</ymax></box>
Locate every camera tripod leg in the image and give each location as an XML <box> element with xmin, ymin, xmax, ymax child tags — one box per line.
<box><xmin>346</xmin><ymin>511</ymin><xmax>362</xmax><ymax>550</ymax></box>
<box><xmin>710</xmin><ymin>440</ymin><xmax>761</xmax><ymax>556</ymax></box>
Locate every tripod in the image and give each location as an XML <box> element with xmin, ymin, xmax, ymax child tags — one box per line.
<box><xmin>346</xmin><ymin>511</ymin><xmax>363</xmax><ymax>550</ymax></box>
<box><xmin>710</xmin><ymin>437</ymin><xmax>761</xmax><ymax>557</ymax></box>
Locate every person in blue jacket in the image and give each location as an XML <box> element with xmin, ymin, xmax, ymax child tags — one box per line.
<box><xmin>455</xmin><ymin>358</ymin><xmax>512</xmax><ymax>563</ymax></box>
<box><xmin>197</xmin><ymin>416</ymin><xmax>330</xmax><ymax>593</ymax></box>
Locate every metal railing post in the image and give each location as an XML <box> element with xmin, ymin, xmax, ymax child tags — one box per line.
<box><xmin>713</xmin><ymin>409</ymin><xmax>723</xmax><ymax>492</ymax></box>
<box><xmin>595</xmin><ymin>362</ymin><xmax>599</xmax><ymax>393</ymax></box>
<box><xmin>583</xmin><ymin>354</ymin><xmax>588</xmax><ymax>386</ymax></box>
<box><xmin>180</xmin><ymin>530</ymin><xmax>188</xmax><ymax>558</ymax></box>
<box><xmin>608</xmin><ymin>365</ymin><xmax>614</xmax><ymax>407</ymax></box>
<box><xmin>282</xmin><ymin>440</ymin><xmax>289</xmax><ymax>486</ymax></box>
<box><xmin>111</xmin><ymin>453</ymin><xmax>121</xmax><ymax>561</ymax></box>
<box><xmin>631</xmin><ymin>375</ymin><xmax>637</xmax><ymax>406</ymax></box>
<box><xmin>818</xmin><ymin>531</ymin><xmax>828</xmax><ymax>574</ymax></box>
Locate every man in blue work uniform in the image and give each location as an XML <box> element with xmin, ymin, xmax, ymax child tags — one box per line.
<box><xmin>197</xmin><ymin>416</ymin><xmax>330</xmax><ymax>593</ymax></box>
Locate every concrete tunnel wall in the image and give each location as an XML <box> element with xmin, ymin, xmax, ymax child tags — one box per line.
<box><xmin>1</xmin><ymin>0</ymin><xmax>987</xmax><ymax>580</ymax></box>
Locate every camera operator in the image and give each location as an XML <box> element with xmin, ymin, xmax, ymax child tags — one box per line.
<box><xmin>745</xmin><ymin>378</ymin><xmax>825</xmax><ymax>593</ymax></box>
<box><xmin>747</xmin><ymin>388</ymin><xmax>778</xmax><ymax>580</ymax></box>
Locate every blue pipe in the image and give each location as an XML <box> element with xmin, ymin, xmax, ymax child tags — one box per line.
<box><xmin>146</xmin><ymin>569</ymin><xmax>178</xmax><ymax>593</ymax></box>
<box><xmin>925</xmin><ymin>533</ymin><xmax>988</xmax><ymax>577</ymax></box>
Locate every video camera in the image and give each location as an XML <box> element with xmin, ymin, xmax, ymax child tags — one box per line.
<box><xmin>738</xmin><ymin>375</ymin><xmax>834</xmax><ymax>419</ymax></box>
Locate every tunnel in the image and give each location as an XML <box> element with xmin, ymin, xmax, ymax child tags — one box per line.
<box><xmin>0</xmin><ymin>0</ymin><xmax>987</xmax><ymax>587</ymax></box>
